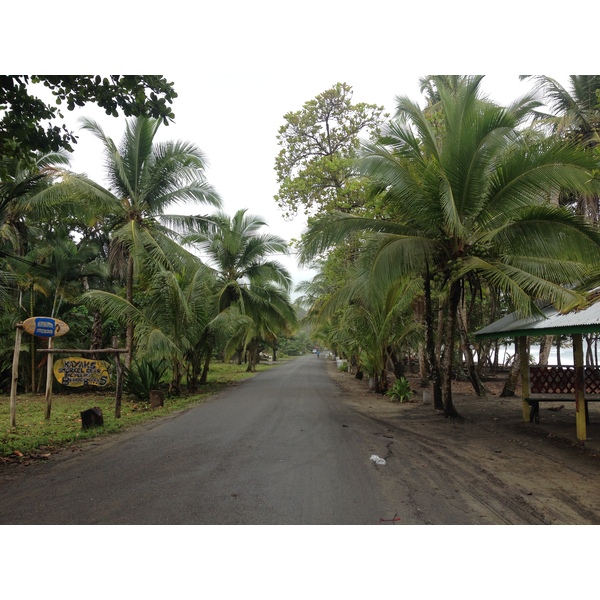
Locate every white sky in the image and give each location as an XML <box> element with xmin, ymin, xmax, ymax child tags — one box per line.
<box><xmin>5</xmin><ymin>0</ymin><xmax>598</xmax><ymax>590</ymax></box>
<box><xmin>6</xmin><ymin>1</ymin><xmax>593</xmax><ymax>295</ymax></box>
<box><xmin>18</xmin><ymin>73</ymin><xmax>567</xmax><ymax>294</ymax></box>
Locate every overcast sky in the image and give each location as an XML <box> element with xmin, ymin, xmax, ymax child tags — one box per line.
<box><xmin>57</xmin><ymin>74</ymin><xmax>544</xmax><ymax>293</ymax></box>
<box><xmin>7</xmin><ymin>1</ymin><xmax>593</xmax><ymax>295</ymax></box>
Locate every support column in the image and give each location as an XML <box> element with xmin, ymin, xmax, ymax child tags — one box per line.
<box><xmin>519</xmin><ymin>336</ymin><xmax>530</xmax><ymax>422</ymax></box>
<box><xmin>9</xmin><ymin>324</ymin><xmax>23</xmax><ymax>428</ymax></box>
<box><xmin>44</xmin><ymin>337</ymin><xmax>54</xmax><ymax>420</ymax></box>
<box><xmin>573</xmin><ymin>333</ymin><xmax>587</xmax><ymax>443</ymax></box>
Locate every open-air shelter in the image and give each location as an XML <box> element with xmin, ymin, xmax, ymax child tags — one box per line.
<box><xmin>474</xmin><ymin>301</ymin><xmax>600</xmax><ymax>443</ymax></box>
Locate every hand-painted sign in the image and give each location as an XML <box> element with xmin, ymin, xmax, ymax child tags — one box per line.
<box><xmin>22</xmin><ymin>316</ymin><xmax>69</xmax><ymax>338</ymax></box>
<box><xmin>53</xmin><ymin>358</ymin><xmax>111</xmax><ymax>387</ymax></box>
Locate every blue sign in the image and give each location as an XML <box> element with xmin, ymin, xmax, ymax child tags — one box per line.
<box><xmin>22</xmin><ymin>316</ymin><xmax>70</xmax><ymax>338</ymax></box>
<box><xmin>34</xmin><ymin>317</ymin><xmax>57</xmax><ymax>338</ymax></box>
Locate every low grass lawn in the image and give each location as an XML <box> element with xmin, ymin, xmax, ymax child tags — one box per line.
<box><xmin>1</xmin><ymin>359</ymin><xmax>290</xmax><ymax>459</ymax></box>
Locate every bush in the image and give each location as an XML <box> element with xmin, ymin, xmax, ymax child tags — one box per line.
<box><xmin>124</xmin><ymin>358</ymin><xmax>168</xmax><ymax>400</ymax></box>
<box><xmin>386</xmin><ymin>377</ymin><xmax>413</xmax><ymax>403</ymax></box>
<box><xmin>337</xmin><ymin>360</ymin><xmax>348</xmax><ymax>372</ymax></box>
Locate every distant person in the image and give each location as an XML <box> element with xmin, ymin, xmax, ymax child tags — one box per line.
<box><xmin>316</xmin><ymin>350</ymin><xmax>320</xmax><ymax>359</ymax></box>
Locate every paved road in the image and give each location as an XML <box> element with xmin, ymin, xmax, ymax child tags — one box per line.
<box><xmin>0</xmin><ymin>355</ymin><xmax>397</xmax><ymax>524</ymax></box>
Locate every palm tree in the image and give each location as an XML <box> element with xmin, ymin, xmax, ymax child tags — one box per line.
<box><xmin>524</xmin><ymin>75</ymin><xmax>600</xmax><ymax>222</ymax></box>
<box><xmin>61</xmin><ymin>116</ymin><xmax>221</xmax><ymax>366</ymax></box>
<box><xmin>184</xmin><ymin>208</ymin><xmax>296</xmax><ymax>377</ymax></box>
<box><xmin>83</xmin><ymin>261</ymin><xmax>218</xmax><ymax>394</ymax></box>
<box><xmin>308</xmin><ymin>262</ymin><xmax>423</xmax><ymax>392</ymax></box>
<box><xmin>0</xmin><ymin>151</ymin><xmax>71</xmax><ymax>302</ymax></box>
<box><xmin>300</xmin><ymin>76</ymin><xmax>600</xmax><ymax>416</ymax></box>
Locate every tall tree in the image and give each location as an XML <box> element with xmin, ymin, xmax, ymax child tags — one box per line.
<box><xmin>184</xmin><ymin>209</ymin><xmax>296</xmax><ymax>378</ymax></box>
<box><xmin>62</xmin><ymin>116</ymin><xmax>221</xmax><ymax>366</ymax></box>
<box><xmin>300</xmin><ymin>76</ymin><xmax>600</xmax><ymax>416</ymax></box>
<box><xmin>274</xmin><ymin>82</ymin><xmax>386</xmax><ymax>218</ymax></box>
<box><xmin>524</xmin><ymin>75</ymin><xmax>600</xmax><ymax>222</ymax></box>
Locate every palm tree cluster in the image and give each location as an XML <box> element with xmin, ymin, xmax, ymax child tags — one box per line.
<box><xmin>298</xmin><ymin>76</ymin><xmax>600</xmax><ymax>416</ymax></box>
<box><xmin>0</xmin><ymin>116</ymin><xmax>298</xmax><ymax>399</ymax></box>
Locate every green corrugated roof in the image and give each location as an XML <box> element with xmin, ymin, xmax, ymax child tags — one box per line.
<box><xmin>474</xmin><ymin>301</ymin><xmax>600</xmax><ymax>340</ymax></box>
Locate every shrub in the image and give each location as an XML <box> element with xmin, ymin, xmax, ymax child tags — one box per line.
<box><xmin>124</xmin><ymin>358</ymin><xmax>168</xmax><ymax>400</ymax></box>
<box><xmin>386</xmin><ymin>377</ymin><xmax>413</xmax><ymax>403</ymax></box>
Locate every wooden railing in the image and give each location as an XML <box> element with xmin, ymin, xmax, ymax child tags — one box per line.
<box><xmin>530</xmin><ymin>365</ymin><xmax>600</xmax><ymax>396</ymax></box>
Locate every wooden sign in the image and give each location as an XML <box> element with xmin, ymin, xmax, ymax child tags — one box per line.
<box><xmin>22</xmin><ymin>316</ymin><xmax>69</xmax><ymax>338</ymax></box>
<box><xmin>53</xmin><ymin>357</ymin><xmax>111</xmax><ymax>387</ymax></box>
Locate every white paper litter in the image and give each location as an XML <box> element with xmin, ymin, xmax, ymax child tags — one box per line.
<box><xmin>370</xmin><ymin>454</ymin><xmax>386</xmax><ymax>465</ymax></box>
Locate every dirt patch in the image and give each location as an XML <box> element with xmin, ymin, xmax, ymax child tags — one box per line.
<box><xmin>327</xmin><ymin>359</ymin><xmax>600</xmax><ymax>524</ymax></box>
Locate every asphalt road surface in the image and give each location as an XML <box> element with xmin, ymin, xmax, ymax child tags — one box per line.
<box><xmin>0</xmin><ymin>355</ymin><xmax>398</xmax><ymax>524</ymax></box>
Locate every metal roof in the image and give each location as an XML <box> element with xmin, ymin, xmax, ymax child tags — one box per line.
<box><xmin>474</xmin><ymin>301</ymin><xmax>600</xmax><ymax>340</ymax></box>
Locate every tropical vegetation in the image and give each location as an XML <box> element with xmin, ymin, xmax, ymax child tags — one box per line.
<box><xmin>1</xmin><ymin>108</ymin><xmax>301</xmax><ymax>433</ymax></box>
<box><xmin>295</xmin><ymin>75</ymin><xmax>600</xmax><ymax>416</ymax></box>
<box><xmin>3</xmin><ymin>73</ymin><xmax>600</xmax><ymax>444</ymax></box>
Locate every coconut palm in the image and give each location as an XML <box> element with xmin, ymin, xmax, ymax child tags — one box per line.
<box><xmin>61</xmin><ymin>116</ymin><xmax>221</xmax><ymax>366</ymax></box>
<box><xmin>524</xmin><ymin>75</ymin><xmax>600</xmax><ymax>222</ymax></box>
<box><xmin>186</xmin><ymin>208</ymin><xmax>292</xmax><ymax>309</ymax></box>
<box><xmin>300</xmin><ymin>76</ymin><xmax>600</xmax><ymax>416</ymax></box>
<box><xmin>83</xmin><ymin>261</ymin><xmax>218</xmax><ymax>394</ymax></box>
<box><xmin>184</xmin><ymin>208</ymin><xmax>296</xmax><ymax>376</ymax></box>
<box><xmin>0</xmin><ymin>151</ymin><xmax>72</xmax><ymax>303</ymax></box>
<box><xmin>309</xmin><ymin>261</ymin><xmax>423</xmax><ymax>392</ymax></box>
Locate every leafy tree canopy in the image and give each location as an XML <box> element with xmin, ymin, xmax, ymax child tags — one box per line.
<box><xmin>274</xmin><ymin>82</ymin><xmax>386</xmax><ymax>218</ymax></box>
<box><xmin>0</xmin><ymin>75</ymin><xmax>178</xmax><ymax>166</ymax></box>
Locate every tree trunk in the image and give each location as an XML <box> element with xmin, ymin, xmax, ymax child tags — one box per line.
<box><xmin>246</xmin><ymin>341</ymin><xmax>259</xmax><ymax>372</ymax></box>
<box><xmin>457</xmin><ymin>299</ymin><xmax>486</xmax><ymax>397</ymax></box>
<box><xmin>417</xmin><ymin>342</ymin><xmax>428</xmax><ymax>387</ymax></box>
<box><xmin>125</xmin><ymin>257</ymin><xmax>134</xmax><ymax>369</ymax></box>
<box><xmin>90</xmin><ymin>310</ymin><xmax>103</xmax><ymax>360</ymax></box>
<box><xmin>423</xmin><ymin>274</ymin><xmax>444</xmax><ymax>410</ymax></box>
<box><xmin>500</xmin><ymin>339</ymin><xmax>526</xmax><ymax>397</ymax></box>
<box><xmin>440</xmin><ymin>281</ymin><xmax>461</xmax><ymax>417</ymax></box>
<box><xmin>538</xmin><ymin>335</ymin><xmax>553</xmax><ymax>365</ymax></box>
<box><xmin>199</xmin><ymin>345</ymin><xmax>213</xmax><ymax>385</ymax></box>
<box><xmin>170</xmin><ymin>357</ymin><xmax>181</xmax><ymax>395</ymax></box>
<box><xmin>188</xmin><ymin>357</ymin><xmax>199</xmax><ymax>393</ymax></box>
<box><xmin>387</xmin><ymin>345</ymin><xmax>404</xmax><ymax>379</ymax></box>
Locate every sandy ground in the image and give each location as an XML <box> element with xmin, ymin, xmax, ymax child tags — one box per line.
<box><xmin>326</xmin><ymin>359</ymin><xmax>600</xmax><ymax>524</ymax></box>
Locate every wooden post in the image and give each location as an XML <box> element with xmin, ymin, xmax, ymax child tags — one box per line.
<box><xmin>573</xmin><ymin>333</ymin><xmax>587</xmax><ymax>443</ymax></box>
<box><xmin>519</xmin><ymin>336</ymin><xmax>531</xmax><ymax>422</ymax></box>
<box><xmin>44</xmin><ymin>337</ymin><xmax>54</xmax><ymax>420</ymax></box>
<box><xmin>113</xmin><ymin>336</ymin><xmax>123</xmax><ymax>419</ymax></box>
<box><xmin>10</xmin><ymin>324</ymin><xmax>23</xmax><ymax>428</ymax></box>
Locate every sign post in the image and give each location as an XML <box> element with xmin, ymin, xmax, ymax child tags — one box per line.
<box><xmin>9</xmin><ymin>324</ymin><xmax>23</xmax><ymax>428</ymax></box>
<box><xmin>44</xmin><ymin>337</ymin><xmax>54</xmax><ymax>420</ymax></box>
<box><xmin>21</xmin><ymin>317</ymin><xmax>70</xmax><ymax>421</ymax></box>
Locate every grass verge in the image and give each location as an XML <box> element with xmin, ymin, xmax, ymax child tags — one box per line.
<box><xmin>0</xmin><ymin>360</ymin><xmax>289</xmax><ymax>461</ymax></box>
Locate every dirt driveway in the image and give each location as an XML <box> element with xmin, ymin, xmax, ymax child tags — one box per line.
<box><xmin>327</xmin><ymin>360</ymin><xmax>600</xmax><ymax>524</ymax></box>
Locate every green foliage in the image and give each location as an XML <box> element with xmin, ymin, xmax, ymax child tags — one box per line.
<box><xmin>299</xmin><ymin>75</ymin><xmax>600</xmax><ymax>415</ymax></box>
<box><xmin>337</xmin><ymin>360</ymin><xmax>348</xmax><ymax>372</ymax></box>
<box><xmin>275</xmin><ymin>82</ymin><xmax>386</xmax><ymax>217</ymax></box>
<box><xmin>386</xmin><ymin>377</ymin><xmax>413</xmax><ymax>403</ymax></box>
<box><xmin>123</xmin><ymin>357</ymin><xmax>169</xmax><ymax>400</ymax></box>
<box><xmin>0</xmin><ymin>75</ymin><xmax>178</xmax><ymax>168</ymax></box>
<box><xmin>277</xmin><ymin>330</ymin><xmax>313</xmax><ymax>356</ymax></box>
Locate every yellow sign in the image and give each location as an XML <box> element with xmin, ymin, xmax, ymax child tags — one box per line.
<box><xmin>22</xmin><ymin>316</ymin><xmax>69</xmax><ymax>338</ymax></box>
<box><xmin>54</xmin><ymin>358</ymin><xmax>111</xmax><ymax>387</ymax></box>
